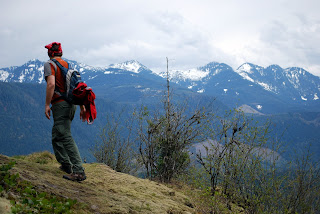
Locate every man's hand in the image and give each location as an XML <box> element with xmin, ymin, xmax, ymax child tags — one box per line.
<box><xmin>45</xmin><ymin>104</ymin><xmax>51</xmax><ymax>120</ymax></box>
<box><xmin>80</xmin><ymin>105</ymin><xmax>86</xmax><ymax>122</ymax></box>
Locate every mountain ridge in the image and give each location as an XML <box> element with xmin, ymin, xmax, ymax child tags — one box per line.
<box><xmin>1</xmin><ymin>58</ymin><xmax>318</xmax><ymax>83</ymax></box>
<box><xmin>1</xmin><ymin>58</ymin><xmax>320</xmax><ymax>114</ymax></box>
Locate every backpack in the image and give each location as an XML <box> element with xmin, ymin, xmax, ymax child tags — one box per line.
<box><xmin>49</xmin><ymin>59</ymin><xmax>83</xmax><ymax>105</ymax></box>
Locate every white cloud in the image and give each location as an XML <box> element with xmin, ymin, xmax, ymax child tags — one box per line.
<box><xmin>0</xmin><ymin>0</ymin><xmax>319</xmax><ymax>76</ymax></box>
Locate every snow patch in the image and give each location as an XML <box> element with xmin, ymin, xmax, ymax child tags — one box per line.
<box><xmin>236</xmin><ymin>63</ymin><xmax>255</xmax><ymax>82</ymax></box>
<box><xmin>257</xmin><ymin>81</ymin><xmax>276</xmax><ymax>92</ymax></box>
<box><xmin>38</xmin><ymin>74</ymin><xmax>44</xmax><ymax>83</ymax></box>
<box><xmin>110</xmin><ymin>60</ymin><xmax>142</xmax><ymax>73</ymax></box>
<box><xmin>28</xmin><ymin>64</ymin><xmax>35</xmax><ymax>68</ymax></box>
<box><xmin>239</xmin><ymin>72</ymin><xmax>254</xmax><ymax>82</ymax></box>
<box><xmin>89</xmin><ymin>75</ymin><xmax>97</xmax><ymax>80</ymax></box>
<box><xmin>38</xmin><ymin>66</ymin><xmax>44</xmax><ymax>83</ymax></box>
<box><xmin>239</xmin><ymin>63</ymin><xmax>254</xmax><ymax>74</ymax></box>
<box><xmin>169</xmin><ymin>68</ymin><xmax>210</xmax><ymax>81</ymax></box>
<box><xmin>29</xmin><ymin>73</ymin><xmax>35</xmax><ymax>81</ymax></box>
<box><xmin>141</xmin><ymin>88</ymin><xmax>151</xmax><ymax>92</ymax></box>
<box><xmin>256</xmin><ymin>105</ymin><xmax>262</xmax><ymax>110</ymax></box>
<box><xmin>38</xmin><ymin>66</ymin><xmax>44</xmax><ymax>72</ymax></box>
<box><xmin>301</xmin><ymin>96</ymin><xmax>307</xmax><ymax>101</ymax></box>
<box><xmin>19</xmin><ymin>74</ymin><xmax>25</xmax><ymax>83</ymax></box>
<box><xmin>0</xmin><ymin>70</ymin><xmax>10</xmax><ymax>81</ymax></box>
<box><xmin>188</xmin><ymin>83</ymin><xmax>198</xmax><ymax>89</ymax></box>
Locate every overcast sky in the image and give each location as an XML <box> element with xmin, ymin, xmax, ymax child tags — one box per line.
<box><xmin>1</xmin><ymin>0</ymin><xmax>320</xmax><ymax>76</ymax></box>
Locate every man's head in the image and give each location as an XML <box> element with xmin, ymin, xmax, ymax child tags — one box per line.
<box><xmin>45</xmin><ymin>42</ymin><xmax>63</xmax><ymax>58</ymax></box>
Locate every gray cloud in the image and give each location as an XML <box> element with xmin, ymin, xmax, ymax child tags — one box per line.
<box><xmin>0</xmin><ymin>0</ymin><xmax>319</xmax><ymax>76</ymax></box>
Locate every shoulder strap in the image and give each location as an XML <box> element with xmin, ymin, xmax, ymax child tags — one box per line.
<box><xmin>48</xmin><ymin>60</ymin><xmax>63</xmax><ymax>98</ymax></box>
<box><xmin>51</xmin><ymin>58</ymin><xmax>67</xmax><ymax>71</ymax></box>
<box><xmin>48</xmin><ymin>60</ymin><xmax>57</xmax><ymax>73</ymax></box>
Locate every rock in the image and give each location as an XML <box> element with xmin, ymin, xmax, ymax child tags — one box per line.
<box><xmin>169</xmin><ymin>191</ymin><xmax>175</xmax><ymax>196</ymax></box>
<box><xmin>7</xmin><ymin>192</ymin><xmax>18</xmax><ymax>200</ymax></box>
<box><xmin>91</xmin><ymin>204</ymin><xmax>98</xmax><ymax>210</ymax></box>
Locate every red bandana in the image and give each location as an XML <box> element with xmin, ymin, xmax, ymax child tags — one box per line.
<box><xmin>45</xmin><ymin>42</ymin><xmax>63</xmax><ymax>57</ymax></box>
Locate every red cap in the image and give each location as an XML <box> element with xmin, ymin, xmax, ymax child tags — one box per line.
<box><xmin>45</xmin><ymin>42</ymin><xmax>63</xmax><ymax>57</ymax></box>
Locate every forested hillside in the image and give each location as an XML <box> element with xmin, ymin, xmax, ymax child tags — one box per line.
<box><xmin>0</xmin><ymin>82</ymin><xmax>320</xmax><ymax>162</ymax></box>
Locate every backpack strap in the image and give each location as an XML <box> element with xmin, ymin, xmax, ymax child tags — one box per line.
<box><xmin>51</xmin><ymin>59</ymin><xmax>75</xmax><ymax>96</ymax></box>
<box><xmin>50</xmin><ymin>58</ymin><xmax>69</xmax><ymax>71</ymax></box>
<box><xmin>48</xmin><ymin>60</ymin><xmax>57</xmax><ymax>73</ymax></box>
<box><xmin>48</xmin><ymin>60</ymin><xmax>63</xmax><ymax>98</ymax></box>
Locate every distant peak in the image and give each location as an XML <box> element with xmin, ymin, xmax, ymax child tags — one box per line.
<box><xmin>202</xmin><ymin>61</ymin><xmax>231</xmax><ymax>68</ymax></box>
<box><xmin>27</xmin><ymin>59</ymin><xmax>41</xmax><ymax>63</ymax></box>
<box><xmin>113</xmin><ymin>60</ymin><xmax>142</xmax><ymax>66</ymax></box>
<box><xmin>284</xmin><ymin>67</ymin><xmax>308</xmax><ymax>76</ymax></box>
<box><xmin>23</xmin><ymin>59</ymin><xmax>43</xmax><ymax>67</ymax></box>
<box><xmin>237</xmin><ymin>63</ymin><xmax>255</xmax><ymax>74</ymax></box>
<box><xmin>237</xmin><ymin>62</ymin><xmax>257</xmax><ymax>69</ymax></box>
<box><xmin>125</xmin><ymin>59</ymin><xmax>140</xmax><ymax>64</ymax></box>
<box><xmin>110</xmin><ymin>60</ymin><xmax>146</xmax><ymax>73</ymax></box>
<box><xmin>237</xmin><ymin>62</ymin><xmax>264</xmax><ymax>74</ymax></box>
<box><xmin>267</xmin><ymin>64</ymin><xmax>282</xmax><ymax>70</ymax></box>
<box><xmin>199</xmin><ymin>62</ymin><xmax>232</xmax><ymax>72</ymax></box>
<box><xmin>205</xmin><ymin>61</ymin><xmax>220</xmax><ymax>66</ymax></box>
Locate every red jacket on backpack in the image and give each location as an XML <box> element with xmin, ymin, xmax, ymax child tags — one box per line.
<box><xmin>72</xmin><ymin>82</ymin><xmax>97</xmax><ymax>124</ymax></box>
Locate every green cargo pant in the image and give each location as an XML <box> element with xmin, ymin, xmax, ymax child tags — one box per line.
<box><xmin>52</xmin><ymin>101</ymin><xmax>84</xmax><ymax>173</ymax></box>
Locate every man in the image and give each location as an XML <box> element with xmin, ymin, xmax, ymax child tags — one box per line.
<box><xmin>44</xmin><ymin>42</ymin><xmax>86</xmax><ymax>181</ymax></box>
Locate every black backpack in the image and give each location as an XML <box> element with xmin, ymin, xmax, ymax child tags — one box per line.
<box><xmin>49</xmin><ymin>59</ymin><xmax>83</xmax><ymax>105</ymax></box>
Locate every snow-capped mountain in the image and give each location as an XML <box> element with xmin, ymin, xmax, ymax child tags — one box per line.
<box><xmin>158</xmin><ymin>61</ymin><xmax>320</xmax><ymax>113</ymax></box>
<box><xmin>1</xmin><ymin>59</ymin><xmax>320</xmax><ymax>113</ymax></box>
<box><xmin>0</xmin><ymin>59</ymin><xmax>106</xmax><ymax>84</ymax></box>
<box><xmin>236</xmin><ymin>63</ymin><xmax>320</xmax><ymax>102</ymax></box>
<box><xmin>0</xmin><ymin>59</ymin><xmax>155</xmax><ymax>83</ymax></box>
<box><xmin>0</xmin><ymin>58</ymin><xmax>168</xmax><ymax>104</ymax></box>
<box><xmin>0</xmin><ymin>59</ymin><xmax>45</xmax><ymax>83</ymax></box>
<box><xmin>109</xmin><ymin>60</ymin><xmax>152</xmax><ymax>74</ymax></box>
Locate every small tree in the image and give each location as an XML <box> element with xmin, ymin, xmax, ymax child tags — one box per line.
<box><xmin>92</xmin><ymin>111</ymin><xmax>135</xmax><ymax>173</ymax></box>
<box><xmin>136</xmin><ymin>58</ymin><xmax>208</xmax><ymax>182</ymax></box>
<box><xmin>197</xmin><ymin>109</ymin><xmax>283</xmax><ymax>212</ymax></box>
<box><xmin>284</xmin><ymin>147</ymin><xmax>320</xmax><ymax>214</ymax></box>
<box><xmin>196</xmin><ymin>109</ymin><xmax>320</xmax><ymax>213</ymax></box>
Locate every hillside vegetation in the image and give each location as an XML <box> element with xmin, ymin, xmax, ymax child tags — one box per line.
<box><xmin>0</xmin><ymin>152</ymin><xmax>195</xmax><ymax>214</ymax></box>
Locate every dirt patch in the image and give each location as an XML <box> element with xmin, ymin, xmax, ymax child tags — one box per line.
<box><xmin>0</xmin><ymin>197</ymin><xmax>11</xmax><ymax>214</ymax></box>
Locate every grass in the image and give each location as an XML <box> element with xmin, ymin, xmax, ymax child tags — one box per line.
<box><xmin>0</xmin><ymin>159</ymin><xmax>77</xmax><ymax>214</ymax></box>
<box><xmin>0</xmin><ymin>152</ymin><xmax>195</xmax><ymax>214</ymax></box>
<box><xmin>166</xmin><ymin>179</ymin><xmax>245</xmax><ymax>214</ymax></box>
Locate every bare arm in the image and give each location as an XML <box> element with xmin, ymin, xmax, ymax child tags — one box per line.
<box><xmin>45</xmin><ymin>75</ymin><xmax>55</xmax><ymax>120</ymax></box>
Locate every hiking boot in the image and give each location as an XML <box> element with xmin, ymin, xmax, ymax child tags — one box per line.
<box><xmin>59</xmin><ymin>165</ymin><xmax>72</xmax><ymax>174</ymax></box>
<box><xmin>63</xmin><ymin>172</ymin><xmax>86</xmax><ymax>181</ymax></box>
